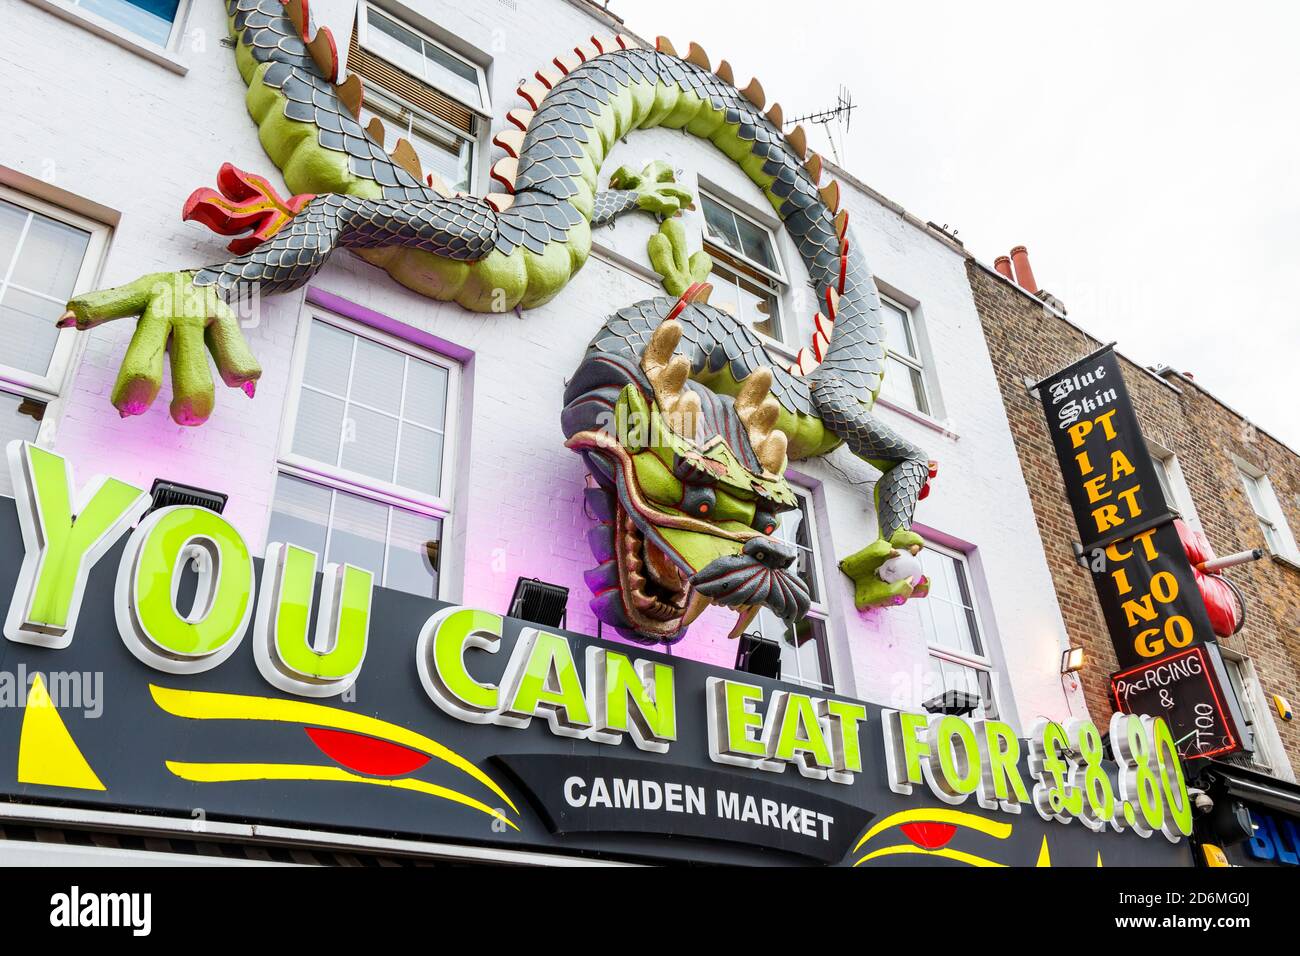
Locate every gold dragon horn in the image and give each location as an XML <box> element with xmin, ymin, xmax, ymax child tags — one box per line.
<box><xmin>642</xmin><ymin>320</ymin><xmax>702</xmax><ymax>439</ymax></box>
<box><xmin>734</xmin><ymin>367</ymin><xmax>789</xmax><ymax>475</ymax></box>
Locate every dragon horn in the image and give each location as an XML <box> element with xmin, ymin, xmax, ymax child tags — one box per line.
<box><xmin>642</xmin><ymin>320</ymin><xmax>701</xmax><ymax>439</ymax></box>
<box><xmin>734</xmin><ymin>367</ymin><xmax>788</xmax><ymax>475</ymax></box>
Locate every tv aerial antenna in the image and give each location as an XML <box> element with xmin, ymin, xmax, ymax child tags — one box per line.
<box><xmin>785</xmin><ymin>86</ymin><xmax>855</xmax><ymax>165</ymax></box>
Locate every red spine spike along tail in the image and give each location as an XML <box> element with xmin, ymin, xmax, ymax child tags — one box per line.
<box><xmin>183</xmin><ymin>163</ymin><xmax>316</xmax><ymax>255</ymax></box>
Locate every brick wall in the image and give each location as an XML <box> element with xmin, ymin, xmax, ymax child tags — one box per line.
<box><xmin>969</xmin><ymin>261</ymin><xmax>1300</xmax><ymax>779</ymax></box>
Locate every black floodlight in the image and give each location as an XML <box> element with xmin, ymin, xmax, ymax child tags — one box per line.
<box><xmin>922</xmin><ymin>689</ymin><xmax>981</xmax><ymax>717</ymax></box>
<box><xmin>148</xmin><ymin>479</ymin><xmax>228</xmax><ymax>515</ymax></box>
<box><xmin>735</xmin><ymin>633</ymin><xmax>782</xmax><ymax>680</ymax></box>
<box><xmin>508</xmin><ymin>577</ymin><xmax>569</xmax><ymax>629</ymax></box>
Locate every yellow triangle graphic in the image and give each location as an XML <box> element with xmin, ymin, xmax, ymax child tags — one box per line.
<box><xmin>18</xmin><ymin>674</ymin><xmax>106</xmax><ymax>791</ymax></box>
<box><xmin>1096</xmin><ymin>851</ymin><xmax>1104</xmax><ymax>867</ymax></box>
<box><xmin>1035</xmin><ymin>836</ymin><xmax>1052</xmax><ymax>867</ymax></box>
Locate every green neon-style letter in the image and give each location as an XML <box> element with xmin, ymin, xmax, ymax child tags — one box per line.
<box><xmin>115</xmin><ymin>505</ymin><xmax>254</xmax><ymax>674</ymax></box>
<box><xmin>587</xmin><ymin>647</ymin><xmax>676</xmax><ymax>751</ymax></box>
<box><xmin>768</xmin><ymin>691</ymin><xmax>833</xmax><ymax>778</ymax></box>
<box><xmin>416</xmin><ymin>606</ymin><xmax>505</xmax><ymax>723</ymax></box>
<box><xmin>253</xmin><ymin>542</ymin><xmax>374</xmax><ymax>697</ymax></box>
<box><xmin>5</xmin><ymin>441</ymin><xmax>149</xmax><ymax>648</ymax></box>
<box><xmin>500</xmin><ymin>629</ymin><xmax>592</xmax><ymax>737</ymax></box>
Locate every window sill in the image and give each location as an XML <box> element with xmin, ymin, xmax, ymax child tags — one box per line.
<box><xmin>875</xmin><ymin>395</ymin><xmax>959</xmax><ymax>439</ymax></box>
<box><xmin>1269</xmin><ymin>551</ymin><xmax>1300</xmax><ymax>574</ymax></box>
<box><xmin>23</xmin><ymin>0</ymin><xmax>189</xmax><ymax>75</ymax></box>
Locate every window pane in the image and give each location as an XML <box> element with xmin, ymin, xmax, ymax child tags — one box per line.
<box><xmin>339</xmin><ymin>404</ymin><xmax>399</xmax><ymax>483</ymax></box>
<box><xmin>396</xmin><ymin>423</ymin><xmax>444</xmax><ymax>497</ymax></box>
<box><xmin>6</xmin><ymin>208</ymin><xmax>89</xmax><ymax>301</ymax></box>
<box><xmin>404</xmin><ymin>360</ymin><xmax>448</xmax><ymax>430</ymax></box>
<box><xmin>881</xmin><ymin>300</ymin><xmax>916</xmax><ymax>358</ymax></box>
<box><xmin>928</xmin><ymin>656</ymin><xmax>997</xmax><ymax>719</ymax></box>
<box><xmin>776</xmin><ymin>499</ymin><xmax>818</xmax><ymax>603</ymax></box>
<box><xmin>709</xmin><ymin>261</ymin><xmax>781</xmax><ymax>340</ymax></box>
<box><xmin>266</xmin><ymin>474</ymin><xmax>331</xmax><ymax>557</ymax></box>
<box><xmin>351</xmin><ymin>336</ymin><xmax>404</xmax><ymax>414</ymax></box>
<box><xmin>292</xmin><ymin>389</ymin><xmax>345</xmax><ymax>465</ymax></box>
<box><xmin>0</xmin><ymin>392</ymin><xmax>43</xmax><ymax>497</ymax></box>
<box><xmin>918</xmin><ymin>550</ymin><xmax>981</xmax><ymax>657</ymax></box>
<box><xmin>733</xmin><ymin>215</ymin><xmax>776</xmax><ymax>272</ymax></box>
<box><xmin>303</xmin><ymin>320</ymin><xmax>353</xmax><ymax>395</ymax></box>
<box><xmin>0</xmin><ymin>286</ymin><xmax>64</xmax><ymax>376</ymax></box>
<box><xmin>80</xmin><ymin>0</ymin><xmax>179</xmax><ymax>45</ymax></box>
<box><xmin>366</xmin><ymin>9</ymin><xmax>429</xmax><ymax>78</ymax></box>
<box><xmin>385</xmin><ymin>508</ymin><xmax>442</xmax><ymax>597</ymax></box>
<box><xmin>1151</xmin><ymin>455</ymin><xmax>1176</xmax><ymax>509</ymax></box>
<box><xmin>420</xmin><ymin>39</ymin><xmax>482</xmax><ymax>108</ymax></box>
<box><xmin>882</xmin><ymin>355</ymin><xmax>927</xmax><ymax>413</ymax></box>
<box><xmin>326</xmin><ymin>491</ymin><xmax>388</xmax><ymax>579</ymax></box>
<box><xmin>1241</xmin><ymin>473</ymin><xmax>1268</xmax><ymax>514</ymax></box>
<box><xmin>780</xmin><ymin>617</ymin><xmax>831</xmax><ymax>689</ymax></box>
<box><xmin>0</xmin><ymin>201</ymin><xmax>28</xmax><ymax>274</ymax></box>
<box><xmin>701</xmin><ymin>195</ymin><xmax>741</xmax><ymax>253</ymax></box>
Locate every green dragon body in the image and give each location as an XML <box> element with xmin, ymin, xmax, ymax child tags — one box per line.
<box><xmin>60</xmin><ymin>0</ymin><xmax>935</xmax><ymax>630</ymax></box>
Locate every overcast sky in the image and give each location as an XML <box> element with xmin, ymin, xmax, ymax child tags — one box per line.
<box><xmin>623</xmin><ymin>0</ymin><xmax>1300</xmax><ymax>450</ymax></box>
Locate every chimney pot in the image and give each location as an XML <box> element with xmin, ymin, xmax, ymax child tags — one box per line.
<box><xmin>1009</xmin><ymin>245</ymin><xmax>1038</xmax><ymax>293</ymax></box>
<box><xmin>993</xmin><ymin>255</ymin><xmax>1014</xmax><ymax>280</ymax></box>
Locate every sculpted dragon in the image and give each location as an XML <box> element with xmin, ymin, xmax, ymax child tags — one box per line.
<box><xmin>58</xmin><ymin>0</ymin><xmax>935</xmax><ymax>643</ymax></box>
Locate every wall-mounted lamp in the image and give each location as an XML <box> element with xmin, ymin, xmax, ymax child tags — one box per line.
<box><xmin>1061</xmin><ymin>645</ymin><xmax>1085</xmax><ymax>675</ymax></box>
<box><xmin>507</xmin><ymin>578</ymin><xmax>569</xmax><ymax>629</ymax></box>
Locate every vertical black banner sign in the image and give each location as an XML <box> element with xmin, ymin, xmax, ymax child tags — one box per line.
<box><xmin>1036</xmin><ymin>346</ymin><xmax>1246</xmax><ymax>759</ymax></box>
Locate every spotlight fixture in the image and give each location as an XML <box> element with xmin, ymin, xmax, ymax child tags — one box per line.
<box><xmin>507</xmin><ymin>577</ymin><xmax>569</xmax><ymax>629</ymax></box>
<box><xmin>735</xmin><ymin>633</ymin><xmax>782</xmax><ymax>680</ymax></box>
<box><xmin>147</xmin><ymin>479</ymin><xmax>228</xmax><ymax>515</ymax></box>
<box><xmin>922</xmin><ymin>690</ymin><xmax>981</xmax><ymax>717</ymax></box>
<box><xmin>1061</xmin><ymin>645</ymin><xmax>1085</xmax><ymax>675</ymax></box>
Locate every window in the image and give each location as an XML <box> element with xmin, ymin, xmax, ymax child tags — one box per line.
<box><xmin>359</xmin><ymin>89</ymin><xmax>474</xmax><ymax>195</ymax></box>
<box><xmin>1238</xmin><ymin>466</ymin><xmax>1295</xmax><ymax>559</ymax></box>
<box><xmin>0</xmin><ymin>189</ymin><xmax>107</xmax><ymax>498</ymax></box>
<box><xmin>1147</xmin><ymin>445</ymin><xmax>1198</xmax><ymax>524</ymax></box>
<box><xmin>747</xmin><ymin>490</ymin><xmax>833</xmax><ymax>691</ymax></box>
<box><xmin>272</xmin><ymin>313</ymin><xmax>460</xmax><ymax>598</ymax></box>
<box><xmin>351</xmin><ymin>3</ymin><xmax>488</xmax><ymax>193</ymax></box>
<box><xmin>1221</xmin><ymin>652</ymin><xmax>1274</xmax><ymax>772</ymax></box>
<box><xmin>700</xmin><ymin>192</ymin><xmax>786</xmax><ymax>343</ymax></box>
<box><xmin>878</xmin><ymin>294</ymin><xmax>930</xmax><ymax>415</ymax></box>
<box><xmin>917</xmin><ymin>546</ymin><xmax>999</xmax><ymax>718</ymax></box>
<box><xmin>62</xmin><ymin>0</ymin><xmax>185</xmax><ymax>47</ymax></box>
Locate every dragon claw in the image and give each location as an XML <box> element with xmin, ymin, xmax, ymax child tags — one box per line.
<box><xmin>61</xmin><ymin>271</ymin><xmax>261</xmax><ymax>426</ymax></box>
<box><xmin>840</xmin><ymin>532</ymin><xmax>928</xmax><ymax>610</ymax></box>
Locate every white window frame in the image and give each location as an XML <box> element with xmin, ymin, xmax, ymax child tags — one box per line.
<box><xmin>698</xmin><ymin>187</ymin><xmax>791</xmax><ymax>351</ymax></box>
<box><xmin>356</xmin><ymin>1</ymin><xmax>492</xmax><ymax>119</ymax></box>
<box><xmin>277</xmin><ymin>307</ymin><xmax>461</xmax><ymax>538</ymax></box>
<box><xmin>1146</xmin><ymin>441</ymin><xmax>1201</xmax><ymax>528</ymax></box>
<box><xmin>38</xmin><ymin>0</ymin><xmax>193</xmax><ymax>52</ymax></box>
<box><xmin>358</xmin><ymin>85</ymin><xmax>477</xmax><ymax>194</ymax></box>
<box><xmin>1219</xmin><ymin>650</ymin><xmax>1278</xmax><ymax>773</ymax></box>
<box><xmin>751</xmin><ymin>486</ymin><xmax>834</xmax><ymax>692</ymax></box>
<box><xmin>698</xmin><ymin>189</ymin><xmax>788</xmax><ymax>285</ymax></box>
<box><xmin>877</xmin><ymin>292</ymin><xmax>933</xmax><ymax>418</ymax></box>
<box><xmin>1235</xmin><ymin>459</ymin><xmax>1299</xmax><ymax>561</ymax></box>
<box><xmin>0</xmin><ymin>184</ymin><xmax>109</xmax><ymax>404</ymax></box>
<box><xmin>918</xmin><ymin>541</ymin><xmax>1001</xmax><ymax>720</ymax></box>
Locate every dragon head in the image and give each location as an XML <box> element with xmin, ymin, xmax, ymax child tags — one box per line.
<box><xmin>565</xmin><ymin>297</ymin><xmax>811</xmax><ymax>644</ymax></box>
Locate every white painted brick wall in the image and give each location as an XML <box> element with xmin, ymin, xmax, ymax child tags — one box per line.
<box><xmin>0</xmin><ymin>0</ymin><xmax>1081</xmax><ymax>727</ymax></box>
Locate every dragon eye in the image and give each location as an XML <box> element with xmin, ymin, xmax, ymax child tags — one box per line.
<box><xmin>681</xmin><ymin>484</ymin><xmax>716</xmax><ymax>518</ymax></box>
<box><xmin>753</xmin><ymin>510</ymin><xmax>779</xmax><ymax>536</ymax></box>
